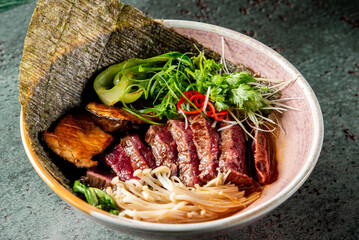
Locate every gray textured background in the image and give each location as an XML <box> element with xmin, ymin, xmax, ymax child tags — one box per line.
<box><xmin>0</xmin><ymin>0</ymin><xmax>358</xmax><ymax>239</ymax></box>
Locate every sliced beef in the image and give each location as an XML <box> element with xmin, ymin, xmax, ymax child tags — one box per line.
<box><xmin>219</xmin><ymin>121</ymin><xmax>253</xmax><ymax>188</ymax></box>
<box><xmin>86</xmin><ymin>102</ymin><xmax>148</xmax><ymax>132</ymax></box>
<box><xmin>101</xmin><ymin>144</ymin><xmax>137</xmax><ymax>181</ymax></box>
<box><xmin>43</xmin><ymin>113</ymin><xmax>113</xmax><ymax>168</ymax></box>
<box><xmin>121</xmin><ymin>134</ymin><xmax>156</xmax><ymax>170</ymax></box>
<box><xmin>252</xmin><ymin>130</ymin><xmax>277</xmax><ymax>184</ymax></box>
<box><xmin>167</xmin><ymin>120</ymin><xmax>200</xmax><ymax>187</ymax></box>
<box><xmin>145</xmin><ymin>125</ymin><xmax>178</xmax><ymax>176</ymax></box>
<box><xmin>189</xmin><ymin>114</ymin><xmax>219</xmax><ymax>183</ymax></box>
<box><xmin>82</xmin><ymin>166</ymin><xmax>117</xmax><ymax>190</ymax></box>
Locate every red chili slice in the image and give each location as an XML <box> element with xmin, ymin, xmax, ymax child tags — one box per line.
<box><xmin>177</xmin><ymin>91</ymin><xmax>228</xmax><ymax>120</ymax></box>
<box><xmin>178</xmin><ymin>95</ymin><xmax>202</xmax><ymax>114</ymax></box>
<box><xmin>190</xmin><ymin>95</ymin><xmax>205</xmax><ymax>108</ymax></box>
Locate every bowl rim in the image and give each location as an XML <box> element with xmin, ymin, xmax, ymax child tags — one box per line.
<box><xmin>20</xmin><ymin>19</ymin><xmax>324</xmax><ymax>234</ymax></box>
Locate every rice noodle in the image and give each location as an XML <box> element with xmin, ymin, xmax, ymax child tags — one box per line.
<box><xmin>107</xmin><ymin>166</ymin><xmax>260</xmax><ymax>223</ymax></box>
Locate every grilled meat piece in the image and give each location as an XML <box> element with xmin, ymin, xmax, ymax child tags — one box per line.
<box><xmin>82</xmin><ymin>166</ymin><xmax>117</xmax><ymax>190</ymax></box>
<box><xmin>101</xmin><ymin>144</ymin><xmax>137</xmax><ymax>181</ymax></box>
<box><xmin>121</xmin><ymin>134</ymin><xmax>156</xmax><ymax>170</ymax></box>
<box><xmin>19</xmin><ymin>0</ymin><xmax>250</xmax><ymax>191</ymax></box>
<box><xmin>252</xmin><ymin>130</ymin><xmax>276</xmax><ymax>184</ymax></box>
<box><xmin>189</xmin><ymin>114</ymin><xmax>219</xmax><ymax>183</ymax></box>
<box><xmin>219</xmin><ymin>121</ymin><xmax>253</xmax><ymax>188</ymax></box>
<box><xmin>43</xmin><ymin>114</ymin><xmax>113</xmax><ymax>168</ymax></box>
<box><xmin>86</xmin><ymin>102</ymin><xmax>148</xmax><ymax>132</ymax></box>
<box><xmin>167</xmin><ymin>120</ymin><xmax>200</xmax><ymax>187</ymax></box>
<box><xmin>145</xmin><ymin>125</ymin><xmax>178</xmax><ymax>176</ymax></box>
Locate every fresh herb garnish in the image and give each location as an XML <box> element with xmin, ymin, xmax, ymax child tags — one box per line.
<box><xmin>94</xmin><ymin>51</ymin><xmax>290</xmax><ymax>136</ymax></box>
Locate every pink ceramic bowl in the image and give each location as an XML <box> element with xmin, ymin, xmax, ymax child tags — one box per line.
<box><xmin>21</xmin><ymin>20</ymin><xmax>323</xmax><ymax>239</ymax></box>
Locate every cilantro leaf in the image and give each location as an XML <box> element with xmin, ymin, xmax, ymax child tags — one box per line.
<box><xmin>226</xmin><ymin>71</ymin><xmax>255</xmax><ymax>87</ymax></box>
<box><xmin>230</xmin><ymin>84</ymin><xmax>253</xmax><ymax>107</ymax></box>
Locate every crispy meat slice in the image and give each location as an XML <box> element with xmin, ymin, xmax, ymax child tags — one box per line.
<box><xmin>145</xmin><ymin>125</ymin><xmax>178</xmax><ymax>176</ymax></box>
<box><xmin>219</xmin><ymin>121</ymin><xmax>253</xmax><ymax>188</ymax></box>
<box><xmin>43</xmin><ymin>114</ymin><xmax>113</xmax><ymax>168</ymax></box>
<box><xmin>86</xmin><ymin>102</ymin><xmax>148</xmax><ymax>132</ymax></box>
<box><xmin>189</xmin><ymin>114</ymin><xmax>219</xmax><ymax>183</ymax></box>
<box><xmin>121</xmin><ymin>134</ymin><xmax>156</xmax><ymax>170</ymax></box>
<box><xmin>167</xmin><ymin>120</ymin><xmax>200</xmax><ymax>187</ymax></box>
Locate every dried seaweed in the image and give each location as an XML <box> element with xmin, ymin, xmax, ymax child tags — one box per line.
<box><xmin>19</xmin><ymin>0</ymin><xmax>246</xmax><ymax>190</ymax></box>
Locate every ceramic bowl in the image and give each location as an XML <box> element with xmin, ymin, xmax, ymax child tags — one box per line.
<box><xmin>21</xmin><ymin>20</ymin><xmax>323</xmax><ymax>239</ymax></box>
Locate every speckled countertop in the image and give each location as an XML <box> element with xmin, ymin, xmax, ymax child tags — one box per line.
<box><xmin>0</xmin><ymin>0</ymin><xmax>358</xmax><ymax>239</ymax></box>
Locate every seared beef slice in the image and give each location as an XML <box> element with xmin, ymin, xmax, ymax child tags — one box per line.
<box><xmin>252</xmin><ymin>130</ymin><xmax>276</xmax><ymax>184</ymax></box>
<box><xmin>167</xmin><ymin>120</ymin><xmax>200</xmax><ymax>187</ymax></box>
<box><xmin>102</xmin><ymin>144</ymin><xmax>137</xmax><ymax>181</ymax></box>
<box><xmin>121</xmin><ymin>134</ymin><xmax>156</xmax><ymax>170</ymax></box>
<box><xmin>145</xmin><ymin>125</ymin><xmax>178</xmax><ymax>175</ymax></box>
<box><xmin>43</xmin><ymin>114</ymin><xmax>113</xmax><ymax>168</ymax></box>
<box><xmin>189</xmin><ymin>114</ymin><xmax>219</xmax><ymax>183</ymax></box>
<box><xmin>219</xmin><ymin>121</ymin><xmax>253</xmax><ymax>188</ymax></box>
<box><xmin>83</xmin><ymin>167</ymin><xmax>117</xmax><ymax>190</ymax></box>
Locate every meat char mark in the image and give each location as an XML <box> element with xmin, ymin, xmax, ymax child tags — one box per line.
<box><xmin>189</xmin><ymin>114</ymin><xmax>219</xmax><ymax>183</ymax></box>
<box><xmin>100</xmin><ymin>144</ymin><xmax>137</xmax><ymax>181</ymax></box>
<box><xmin>145</xmin><ymin>125</ymin><xmax>178</xmax><ymax>176</ymax></box>
<box><xmin>43</xmin><ymin>113</ymin><xmax>113</xmax><ymax>168</ymax></box>
<box><xmin>219</xmin><ymin>121</ymin><xmax>253</xmax><ymax>188</ymax></box>
<box><xmin>252</xmin><ymin>130</ymin><xmax>277</xmax><ymax>184</ymax></box>
<box><xmin>82</xmin><ymin>166</ymin><xmax>117</xmax><ymax>190</ymax></box>
<box><xmin>121</xmin><ymin>134</ymin><xmax>156</xmax><ymax>170</ymax></box>
<box><xmin>86</xmin><ymin>102</ymin><xmax>148</xmax><ymax>132</ymax></box>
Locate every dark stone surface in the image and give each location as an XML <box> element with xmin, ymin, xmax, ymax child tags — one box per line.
<box><xmin>0</xmin><ymin>0</ymin><xmax>358</xmax><ymax>239</ymax></box>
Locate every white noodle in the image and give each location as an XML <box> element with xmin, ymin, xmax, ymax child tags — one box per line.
<box><xmin>107</xmin><ymin>166</ymin><xmax>260</xmax><ymax>223</ymax></box>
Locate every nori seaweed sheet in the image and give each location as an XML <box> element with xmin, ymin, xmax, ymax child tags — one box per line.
<box><xmin>19</xmin><ymin>0</ymin><xmax>248</xmax><ymax>191</ymax></box>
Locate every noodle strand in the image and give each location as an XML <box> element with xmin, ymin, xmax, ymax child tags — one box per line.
<box><xmin>107</xmin><ymin>166</ymin><xmax>260</xmax><ymax>223</ymax></box>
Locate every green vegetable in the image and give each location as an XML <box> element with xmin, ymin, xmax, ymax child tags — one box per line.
<box><xmin>93</xmin><ymin>51</ymin><xmax>280</xmax><ymax>131</ymax></box>
<box><xmin>73</xmin><ymin>180</ymin><xmax>119</xmax><ymax>214</ymax></box>
<box><xmin>94</xmin><ymin>52</ymin><xmax>193</xmax><ymax>105</ymax></box>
